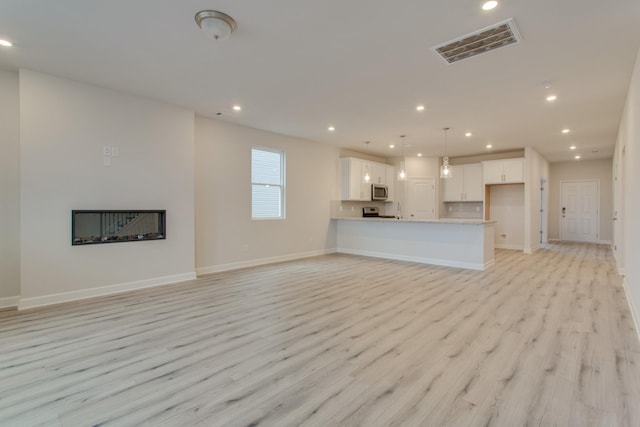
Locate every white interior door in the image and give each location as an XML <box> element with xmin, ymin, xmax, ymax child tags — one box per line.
<box><xmin>560</xmin><ymin>180</ymin><xmax>599</xmax><ymax>242</ymax></box>
<box><xmin>408</xmin><ymin>177</ymin><xmax>435</xmax><ymax>220</ymax></box>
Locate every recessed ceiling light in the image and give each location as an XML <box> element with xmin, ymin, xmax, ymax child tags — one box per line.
<box><xmin>417</xmin><ymin>153</ymin><xmax>423</xmax><ymax>157</ymax></box>
<box><xmin>562</xmin><ymin>129</ymin><xmax>570</xmax><ymax>134</ymax></box>
<box><xmin>465</xmin><ymin>132</ymin><xmax>472</xmax><ymax>137</ymax></box>
<box><xmin>486</xmin><ymin>144</ymin><xmax>493</xmax><ymax>149</ymax></box>
<box><xmin>232</xmin><ymin>105</ymin><xmax>241</xmax><ymax>111</ymax></box>
<box><xmin>0</xmin><ymin>39</ymin><xmax>12</xmax><ymax>47</ymax></box>
<box><xmin>328</xmin><ymin>126</ymin><xmax>335</xmax><ymax>132</ymax></box>
<box><xmin>416</xmin><ymin>105</ymin><xmax>425</xmax><ymax>111</ymax></box>
<box><xmin>389</xmin><ymin>144</ymin><xmax>395</xmax><ymax>149</ymax></box>
<box><xmin>482</xmin><ymin>1</ymin><xmax>498</xmax><ymax>11</ymax></box>
<box><xmin>575</xmin><ymin>155</ymin><xmax>581</xmax><ymax>160</ymax></box>
<box><xmin>569</xmin><ymin>145</ymin><xmax>576</xmax><ymax>150</ymax></box>
<box><xmin>546</xmin><ymin>95</ymin><xmax>557</xmax><ymax>102</ymax></box>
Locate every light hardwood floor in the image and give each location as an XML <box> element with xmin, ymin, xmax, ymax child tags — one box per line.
<box><xmin>1</xmin><ymin>243</ymin><xmax>639</xmax><ymax>426</ymax></box>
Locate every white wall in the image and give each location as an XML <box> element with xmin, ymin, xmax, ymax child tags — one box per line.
<box><xmin>194</xmin><ymin>116</ymin><xmax>338</xmax><ymax>273</ymax></box>
<box><xmin>19</xmin><ymin>70</ymin><xmax>195</xmax><ymax>307</ymax></box>
<box><xmin>0</xmin><ymin>70</ymin><xmax>20</xmax><ymax>306</ymax></box>
<box><xmin>548</xmin><ymin>159</ymin><xmax>613</xmax><ymax>242</ymax></box>
<box><xmin>524</xmin><ymin>147</ymin><xmax>550</xmax><ymax>253</ymax></box>
<box><xmin>615</xmin><ymin>47</ymin><xmax>640</xmax><ymax>333</ymax></box>
<box><xmin>489</xmin><ymin>184</ymin><xmax>525</xmax><ymax>250</ymax></box>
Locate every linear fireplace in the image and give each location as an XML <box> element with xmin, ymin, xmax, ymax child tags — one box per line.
<box><xmin>72</xmin><ymin>210</ymin><xmax>166</xmax><ymax>245</ymax></box>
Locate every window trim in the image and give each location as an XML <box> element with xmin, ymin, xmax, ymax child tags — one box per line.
<box><xmin>251</xmin><ymin>146</ymin><xmax>286</xmax><ymax>220</ymax></box>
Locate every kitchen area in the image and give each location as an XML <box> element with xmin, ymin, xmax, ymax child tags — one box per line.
<box><xmin>331</xmin><ymin>149</ymin><xmax>546</xmax><ymax>270</ymax></box>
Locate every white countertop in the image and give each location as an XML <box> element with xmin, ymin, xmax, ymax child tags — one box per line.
<box><xmin>332</xmin><ymin>217</ymin><xmax>495</xmax><ymax>225</ymax></box>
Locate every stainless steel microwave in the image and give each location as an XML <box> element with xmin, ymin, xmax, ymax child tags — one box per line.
<box><xmin>371</xmin><ymin>184</ymin><xmax>388</xmax><ymax>201</ymax></box>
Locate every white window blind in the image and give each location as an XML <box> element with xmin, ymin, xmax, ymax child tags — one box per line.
<box><xmin>251</xmin><ymin>147</ymin><xmax>285</xmax><ymax>219</ymax></box>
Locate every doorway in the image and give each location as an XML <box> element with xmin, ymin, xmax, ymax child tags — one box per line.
<box><xmin>407</xmin><ymin>177</ymin><xmax>435</xmax><ymax>220</ymax></box>
<box><xmin>560</xmin><ymin>180</ymin><xmax>599</xmax><ymax>242</ymax></box>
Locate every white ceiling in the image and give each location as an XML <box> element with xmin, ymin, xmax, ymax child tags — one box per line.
<box><xmin>1</xmin><ymin>0</ymin><xmax>639</xmax><ymax>162</ymax></box>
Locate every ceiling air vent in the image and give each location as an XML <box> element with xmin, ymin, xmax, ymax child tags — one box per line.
<box><xmin>432</xmin><ymin>18</ymin><xmax>522</xmax><ymax>64</ymax></box>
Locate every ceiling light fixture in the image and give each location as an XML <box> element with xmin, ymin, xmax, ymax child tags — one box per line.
<box><xmin>570</xmin><ymin>145</ymin><xmax>577</xmax><ymax>150</ymax></box>
<box><xmin>328</xmin><ymin>126</ymin><xmax>335</xmax><ymax>132</ymax></box>
<box><xmin>482</xmin><ymin>1</ymin><xmax>498</xmax><ymax>11</ymax></box>
<box><xmin>233</xmin><ymin>105</ymin><xmax>241</xmax><ymax>111</ymax></box>
<box><xmin>195</xmin><ymin>10</ymin><xmax>237</xmax><ymax>41</ymax></box>
<box><xmin>389</xmin><ymin>144</ymin><xmax>395</xmax><ymax>149</ymax></box>
<box><xmin>562</xmin><ymin>128</ymin><xmax>570</xmax><ymax>134</ymax></box>
<box><xmin>546</xmin><ymin>94</ymin><xmax>557</xmax><ymax>102</ymax></box>
<box><xmin>416</xmin><ymin>105</ymin><xmax>425</xmax><ymax>111</ymax></box>
<box><xmin>417</xmin><ymin>153</ymin><xmax>423</xmax><ymax>157</ymax></box>
<box><xmin>0</xmin><ymin>39</ymin><xmax>12</xmax><ymax>47</ymax></box>
<box><xmin>398</xmin><ymin>135</ymin><xmax>408</xmax><ymax>182</ymax></box>
<box><xmin>486</xmin><ymin>144</ymin><xmax>493</xmax><ymax>149</ymax></box>
<box><xmin>575</xmin><ymin>155</ymin><xmax>581</xmax><ymax>160</ymax></box>
<box><xmin>440</xmin><ymin>127</ymin><xmax>452</xmax><ymax>179</ymax></box>
<box><xmin>465</xmin><ymin>132</ymin><xmax>472</xmax><ymax>137</ymax></box>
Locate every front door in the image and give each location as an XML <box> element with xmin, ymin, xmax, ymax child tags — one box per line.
<box><xmin>560</xmin><ymin>180</ymin><xmax>599</xmax><ymax>242</ymax></box>
<box><xmin>408</xmin><ymin>177</ymin><xmax>435</xmax><ymax>220</ymax></box>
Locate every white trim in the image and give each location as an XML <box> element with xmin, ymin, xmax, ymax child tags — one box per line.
<box><xmin>598</xmin><ymin>240</ymin><xmax>612</xmax><ymax>245</ymax></box>
<box><xmin>336</xmin><ymin>248</ymin><xmax>492</xmax><ymax>271</ymax></box>
<box><xmin>495</xmin><ymin>243</ymin><xmax>524</xmax><ymax>250</ymax></box>
<box><xmin>622</xmin><ymin>277</ymin><xmax>640</xmax><ymax>345</ymax></box>
<box><xmin>18</xmin><ymin>272</ymin><xmax>197</xmax><ymax>310</ymax></box>
<box><xmin>0</xmin><ymin>296</ymin><xmax>19</xmax><ymax>310</ymax></box>
<box><xmin>196</xmin><ymin>249</ymin><xmax>336</xmax><ymax>275</ymax></box>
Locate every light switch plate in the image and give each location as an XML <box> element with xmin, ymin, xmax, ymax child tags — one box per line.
<box><xmin>103</xmin><ymin>156</ymin><xmax>111</xmax><ymax>167</ymax></box>
<box><xmin>103</xmin><ymin>146</ymin><xmax>111</xmax><ymax>156</ymax></box>
<box><xmin>111</xmin><ymin>146</ymin><xmax>119</xmax><ymax>157</ymax></box>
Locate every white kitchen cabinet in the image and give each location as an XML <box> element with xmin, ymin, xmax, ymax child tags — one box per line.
<box><xmin>385</xmin><ymin>165</ymin><xmax>395</xmax><ymax>202</ymax></box>
<box><xmin>482</xmin><ymin>158</ymin><xmax>524</xmax><ymax>184</ymax></box>
<box><xmin>442</xmin><ymin>163</ymin><xmax>483</xmax><ymax>202</ymax></box>
<box><xmin>371</xmin><ymin>162</ymin><xmax>386</xmax><ymax>185</ymax></box>
<box><xmin>340</xmin><ymin>157</ymin><xmax>369</xmax><ymax>201</ymax></box>
<box><xmin>341</xmin><ymin>157</ymin><xmax>395</xmax><ymax>201</ymax></box>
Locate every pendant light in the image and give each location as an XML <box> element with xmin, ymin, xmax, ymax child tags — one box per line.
<box><xmin>440</xmin><ymin>127</ymin><xmax>452</xmax><ymax>179</ymax></box>
<box><xmin>363</xmin><ymin>141</ymin><xmax>371</xmax><ymax>183</ymax></box>
<box><xmin>398</xmin><ymin>135</ymin><xmax>408</xmax><ymax>181</ymax></box>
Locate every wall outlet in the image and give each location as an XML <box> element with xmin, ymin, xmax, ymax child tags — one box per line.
<box><xmin>111</xmin><ymin>146</ymin><xmax>119</xmax><ymax>157</ymax></box>
<box><xmin>103</xmin><ymin>145</ymin><xmax>111</xmax><ymax>156</ymax></box>
<box><xmin>103</xmin><ymin>156</ymin><xmax>111</xmax><ymax>167</ymax></box>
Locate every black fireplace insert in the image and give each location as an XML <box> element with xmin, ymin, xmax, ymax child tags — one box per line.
<box><xmin>72</xmin><ymin>210</ymin><xmax>166</xmax><ymax>245</ymax></box>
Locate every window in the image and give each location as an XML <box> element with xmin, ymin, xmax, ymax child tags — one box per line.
<box><xmin>251</xmin><ymin>147</ymin><xmax>285</xmax><ymax>219</ymax></box>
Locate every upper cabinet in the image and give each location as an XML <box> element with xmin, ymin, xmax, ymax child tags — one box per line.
<box><xmin>340</xmin><ymin>157</ymin><xmax>369</xmax><ymax>201</ymax></box>
<box><xmin>442</xmin><ymin>163</ymin><xmax>483</xmax><ymax>202</ymax></box>
<box><xmin>340</xmin><ymin>157</ymin><xmax>394</xmax><ymax>201</ymax></box>
<box><xmin>482</xmin><ymin>158</ymin><xmax>524</xmax><ymax>184</ymax></box>
<box><xmin>385</xmin><ymin>165</ymin><xmax>395</xmax><ymax>202</ymax></box>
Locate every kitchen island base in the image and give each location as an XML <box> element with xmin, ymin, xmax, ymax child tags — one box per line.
<box><xmin>335</xmin><ymin>218</ymin><xmax>495</xmax><ymax>270</ymax></box>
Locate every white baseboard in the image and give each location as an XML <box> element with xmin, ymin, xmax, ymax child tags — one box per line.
<box><xmin>621</xmin><ymin>277</ymin><xmax>640</xmax><ymax>345</ymax></box>
<box><xmin>18</xmin><ymin>272</ymin><xmax>197</xmax><ymax>310</ymax></box>
<box><xmin>495</xmin><ymin>243</ymin><xmax>524</xmax><ymax>251</ymax></box>
<box><xmin>598</xmin><ymin>240</ymin><xmax>612</xmax><ymax>245</ymax></box>
<box><xmin>336</xmin><ymin>248</ymin><xmax>491</xmax><ymax>271</ymax></box>
<box><xmin>196</xmin><ymin>249</ymin><xmax>337</xmax><ymax>275</ymax></box>
<box><xmin>0</xmin><ymin>296</ymin><xmax>19</xmax><ymax>310</ymax></box>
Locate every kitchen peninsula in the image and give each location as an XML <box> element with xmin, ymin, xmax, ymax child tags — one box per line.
<box><xmin>333</xmin><ymin>217</ymin><xmax>495</xmax><ymax>270</ymax></box>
